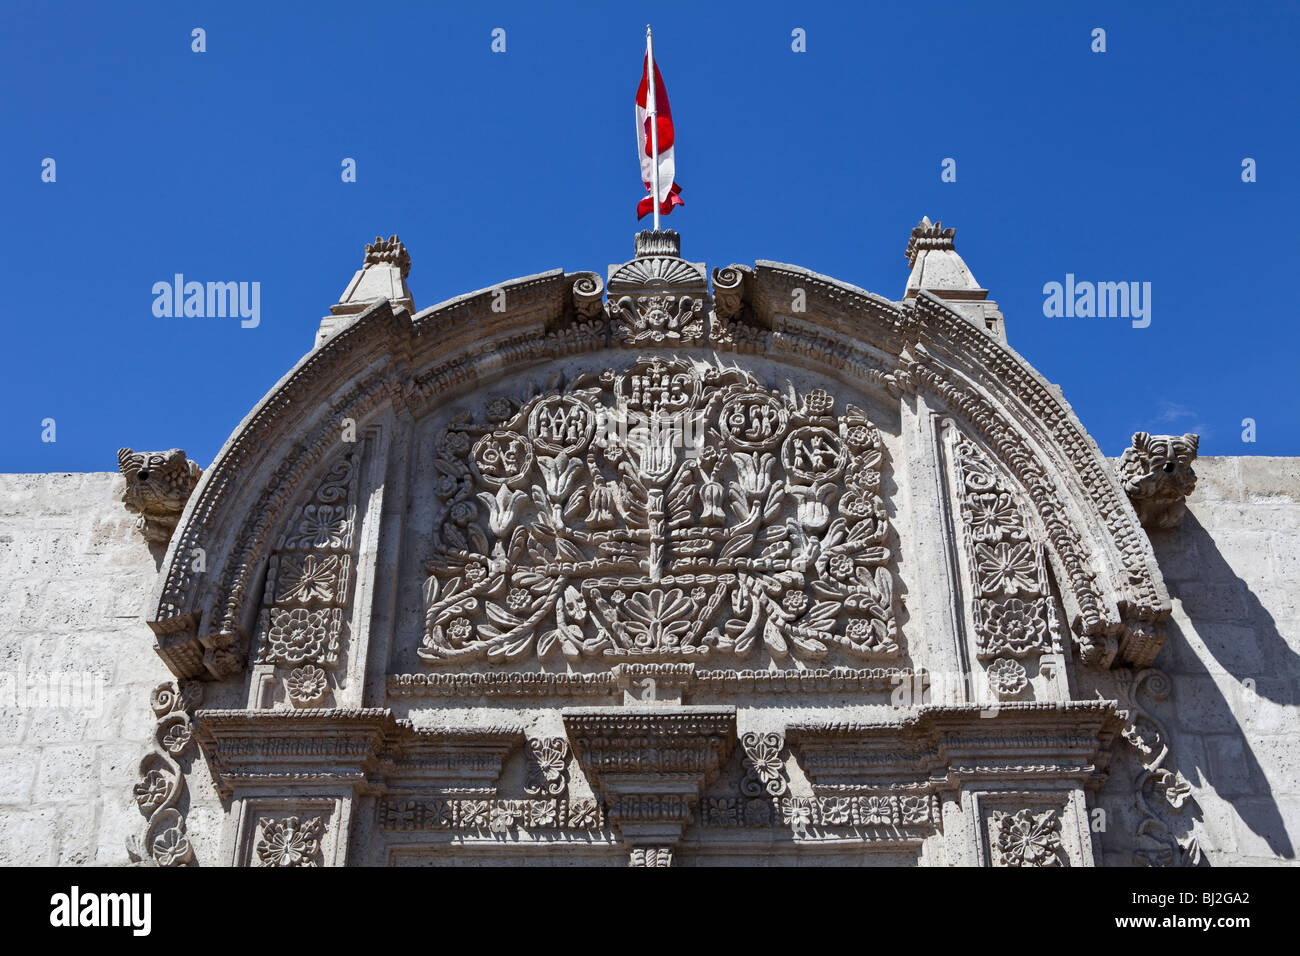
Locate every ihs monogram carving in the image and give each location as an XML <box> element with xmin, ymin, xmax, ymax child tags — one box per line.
<box><xmin>1117</xmin><ymin>432</ymin><xmax>1199</xmax><ymax>530</ymax></box>
<box><xmin>128</xmin><ymin>681</ymin><xmax>203</xmax><ymax>867</ymax></box>
<box><xmin>990</xmin><ymin>807</ymin><xmax>1065</xmax><ymax>867</ymax></box>
<box><xmin>950</xmin><ymin>437</ymin><xmax>1056</xmax><ymax>666</ymax></box>
<box><xmin>117</xmin><ymin>448</ymin><xmax>202</xmax><ymax>544</ymax></box>
<box><xmin>422</xmin><ymin>358</ymin><xmax>900</xmax><ymax>666</ymax></box>
<box><xmin>254</xmin><ymin>452</ymin><xmax>361</xmax><ymax>699</ymax></box>
<box><xmin>255</xmin><ymin>815</ymin><xmax>326</xmax><ymax>867</ymax></box>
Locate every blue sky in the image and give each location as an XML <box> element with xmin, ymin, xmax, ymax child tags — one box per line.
<box><xmin>2</xmin><ymin>0</ymin><xmax>1297</xmax><ymax>471</ymax></box>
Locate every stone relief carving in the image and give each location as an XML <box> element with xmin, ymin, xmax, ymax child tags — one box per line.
<box><xmin>950</xmin><ymin>434</ymin><xmax>1058</xmax><ymax>693</ymax></box>
<box><xmin>1118</xmin><ymin>432</ymin><xmax>1200</xmax><ymax>531</ymax></box>
<box><xmin>1109</xmin><ymin>668</ymin><xmax>1203</xmax><ymax>866</ymax></box>
<box><xmin>739</xmin><ymin>732</ymin><xmax>789</xmax><ymax>797</ymax></box>
<box><xmin>422</xmin><ymin>359</ymin><xmax>900</xmax><ymax>667</ymax></box>
<box><xmin>524</xmin><ymin>737</ymin><xmax>570</xmax><ymax>796</ymax></box>
<box><xmin>128</xmin><ymin>680</ymin><xmax>203</xmax><ymax>867</ymax></box>
<box><xmin>253</xmin><ymin>452</ymin><xmax>361</xmax><ymax>702</ymax></box>
<box><xmin>629</xmin><ymin>846</ymin><xmax>673</xmax><ymax>867</ymax></box>
<box><xmin>990</xmin><ymin>807</ymin><xmax>1065</xmax><ymax>867</ymax></box>
<box><xmin>254</xmin><ymin>815</ymin><xmax>326</xmax><ymax>867</ymax></box>
<box><xmin>117</xmin><ymin>447</ymin><xmax>201</xmax><ymax>544</ymax></box>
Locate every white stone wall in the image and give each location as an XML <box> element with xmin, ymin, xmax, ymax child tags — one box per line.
<box><xmin>0</xmin><ymin>474</ymin><xmax>175</xmax><ymax>865</ymax></box>
<box><xmin>1145</xmin><ymin>456</ymin><xmax>1300</xmax><ymax>865</ymax></box>
<box><xmin>0</xmin><ymin>459</ymin><xmax>1296</xmax><ymax>866</ymax></box>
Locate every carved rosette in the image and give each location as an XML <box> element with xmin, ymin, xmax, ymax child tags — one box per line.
<box><xmin>253</xmin><ymin>452</ymin><xmax>361</xmax><ymax>702</ymax></box>
<box><xmin>990</xmin><ymin>807</ymin><xmax>1065</xmax><ymax>867</ymax></box>
<box><xmin>524</xmin><ymin>736</ymin><xmax>570</xmax><ymax>796</ymax></box>
<box><xmin>254</xmin><ymin>815</ymin><xmax>327</xmax><ymax>867</ymax></box>
<box><xmin>950</xmin><ymin>437</ymin><xmax>1057</xmax><ymax>684</ymax></box>
<box><xmin>739</xmin><ymin>732</ymin><xmax>789</xmax><ymax>797</ymax></box>
<box><xmin>421</xmin><ymin>359</ymin><xmax>900</xmax><ymax>667</ymax></box>
<box><xmin>128</xmin><ymin>680</ymin><xmax>203</xmax><ymax>867</ymax></box>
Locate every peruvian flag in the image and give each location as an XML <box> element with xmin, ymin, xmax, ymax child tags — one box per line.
<box><xmin>636</xmin><ymin>52</ymin><xmax>684</xmax><ymax>220</ymax></box>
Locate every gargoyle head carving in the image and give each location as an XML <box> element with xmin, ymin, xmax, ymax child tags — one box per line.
<box><xmin>117</xmin><ymin>447</ymin><xmax>202</xmax><ymax>544</ymax></box>
<box><xmin>1117</xmin><ymin>432</ymin><xmax>1199</xmax><ymax>531</ymax></box>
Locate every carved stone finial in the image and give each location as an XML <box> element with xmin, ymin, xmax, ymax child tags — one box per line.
<box><xmin>1117</xmin><ymin>432</ymin><xmax>1200</xmax><ymax>530</ymax></box>
<box><xmin>634</xmin><ymin>229</ymin><xmax>681</xmax><ymax>258</ymax></box>
<box><xmin>117</xmin><ymin>448</ymin><xmax>201</xmax><ymax>545</ymax></box>
<box><xmin>363</xmin><ymin>234</ymin><xmax>411</xmax><ymax>279</ymax></box>
<box><xmin>318</xmin><ymin>234</ymin><xmax>416</xmax><ymax>346</ymax></box>
<box><xmin>905</xmin><ymin>216</ymin><xmax>957</xmax><ymax>268</ymax></box>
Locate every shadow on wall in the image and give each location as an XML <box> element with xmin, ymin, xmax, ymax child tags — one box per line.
<box><xmin>1152</xmin><ymin>511</ymin><xmax>1298</xmax><ymax>861</ymax></box>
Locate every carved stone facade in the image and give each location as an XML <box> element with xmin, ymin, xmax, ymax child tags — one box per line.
<box><xmin>2</xmin><ymin>223</ymin><xmax>1296</xmax><ymax>867</ymax></box>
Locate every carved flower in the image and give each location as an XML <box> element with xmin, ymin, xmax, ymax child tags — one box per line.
<box><xmin>690</xmin><ymin>586</ymin><xmax>707</xmax><ymax>602</ymax></box>
<box><xmin>611</xmin><ymin>589</ymin><xmax>627</xmax><ymax>604</ymax></box>
<box><xmin>484</xmin><ymin>397</ymin><xmax>514</xmax><ymax>422</ymax></box>
<box><xmin>537</xmin><ymin>451</ymin><xmax>584</xmax><ymax>501</ymax></box>
<box><xmin>447</xmin><ymin>617</ymin><xmax>474</xmax><ymax>647</ymax></box>
<box><xmin>805</xmin><ymin>388</ymin><xmax>834</xmax><ymax>417</ymax></box>
<box><xmin>265</xmin><ymin>607</ymin><xmax>334</xmax><ymax>663</ymax></box>
<box><xmin>781</xmin><ymin>798</ymin><xmax>814</xmax><ymax>828</ymax></box>
<box><xmin>620</xmin><ymin>588</ymin><xmax>694</xmax><ymax>648</ymax></box>
<box><xmin>160</xmin><ymin>724</ymin><xmax>192</xmax><ymax>755</ymax></box>
<box><xmin>256</xmin><ymin>816</ymin><xmax>324</xmax><ymax>867</ymax></box>
<box><xmin>287</xmin><ymin>664</ymin><xmax>329</xmax><ymax>705</ymax></box>
<box><xmin>993</xmin><ymin>808</ymin><xmax>1062</xmax><ymax>867</ymax></box>
<box><xmin>846</xmin><ymin>618</ymin><xmax>877</xmax><ymax>645</ymax></box>
<box><xmin>440</xmin><ymin>430</ymin><xmax>470</xmax><ymax>453</ymax></box>
<box><xmin>981</xmin><ymin>599</ymin><xmax>1050</xmax><ymax>655</ymax></box>
<box><xmin>567</xmin><ymin>800</ymin><xmax>600</xmax><ymax>829</ymax></box>
<box><xmin>820</xmin><ymin>798</ymin><xmax>852</xmax><ymax>824</ymax></box>
<box><xmin>477</xmin><ymin>484</ymin><xmax>531</xmax><ymax>536</ymax></box>
<box><xmin>134</xmin><ymin>770</ymin><xmax>169</xmax><ymax>812</ymax></box>
<box><xmin>277</xmin><ymin>554</ymin><xmax>340</xmax><ymax>604</ymax></box>
<box><xmin>987</xmin><ymin>657</ymin><xmax>1027</xmax><ymax>698</ymax></box>
<box><xmin>464</xmin><ymin>563</ymin><xmax>486</xmax><ymax>583</ymax></box>
<box><xmin>974</xmin><ymin>542</ymin><xmax>1040</xmax><ymax>596</ymax></box>
<box><xmin>459</xmin><ymin>800</ymin><xmax>489</xmax><ymax>828</ymax></box>
<box><xmin>844</xmin><ymin>424</ymin><xmax>872</xmax><ymax>448</ymax></box>
<box><xmin>434</xmin><ymin>475</ymin><xmax>459</xmax><ymax>498</ymax></box>
<box><xmin>151</xmin><ymin>825</ymin><xmax>192</xmax><ymax>867</ymax></box>
<box><xmin>732</xmin><ymin>452</ymin><xmax>776</xmax><ymax>495</ymax></box>
<box><xmin>963</xmin><ymin>493</ymin><xmax>1024</xmax><ymax>543</ymax></box>
<box><xmin>840</xmin><ymin>492</ymin><xmax>872</xmax><ymax>517</ymax></box>
<box><xmin>858</xmin><ymin>795</ymin><xmax>893</xmax><ymax>825</ymax></box>
<box><xmin>828</xmin><ymin>554</ymin><xmax>855</xmax><ymax>580</ymax></box>
<box><xmin>506</xmin><ymin>587</ymin><xmax>531</xmax><ymax>612</ymax></box>
<box><xmin>449</xmin><ymin>500</ymin><xmax>478</xmax><ymax>526</ymax></box>
<box><xmin>781</xmin><ymin>590</ymin><xmax>808</xmax><ymax>614</ymax></box>
<box><xmin>527</xmin><ymin>800</ymin><xmax>558</xmax><ymax>828</ymax></box>
<box><xmin>289</xmin><ymin>505</ymin><xmax>349</xmax><ymax>550</ymax></box>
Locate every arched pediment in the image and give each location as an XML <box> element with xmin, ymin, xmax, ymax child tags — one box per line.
<box><xmin>146</xmin><ymin>237</ymin><xmax>1168</xmax><ymax>687</ymax></box>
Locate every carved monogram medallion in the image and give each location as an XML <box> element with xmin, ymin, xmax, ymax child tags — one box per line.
<box><xmin>422</xmin><ymin>359</ymin><xmax>900</xmax><ymax>666</ymax></box>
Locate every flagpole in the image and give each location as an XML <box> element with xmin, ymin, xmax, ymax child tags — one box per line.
<box><xmin>646</xmin><ymin>24</ymin><xmax>661</xmax><ymax>231</ymax></box>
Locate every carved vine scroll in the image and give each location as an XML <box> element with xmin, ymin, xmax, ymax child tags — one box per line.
<box><xmin>421</xmin><ymin>358</ymin><xmax>900</xmax><ymax>667</ymax></box>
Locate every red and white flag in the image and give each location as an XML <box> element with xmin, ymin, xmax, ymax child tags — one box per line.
<box><xmin>636</xmin><ymin>50</ymin><xmax>684</xmax><ymax>220</ymax></box>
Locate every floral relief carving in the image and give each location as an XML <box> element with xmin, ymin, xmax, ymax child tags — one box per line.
<box><xmin>255</xmin><ymin>453</ymin><xmax>359</xmax><ymax>677</ymax></box>
<box><xmin>990</xmin><ymin>807</ymin><xmax>1064</xmax><ymax>867</ymax></box>
<box><xmin>986</xmin><ymin>658</ymin><xmax>1028</xmax><ymax>698</ymax></box>
<box><xmin>951</xmin><ymin>437</ymin><xmax>1056</xmax><ymax>664</ymax></box>
<box><xmin>525</xmin><ymin>737</ymin><xmax>570</xmax><ymax>796</ymax></box>
<box><xmin>286</xmin><ymin>664</ymin><xmax>329</xmax><ymax>706</ymax></box>
<box><xmin>127</xmin><ymin>681</ymin><xmax>203</xmax><ymax>867</ymax></box>
<box><xmin>255</xmin><ymin>815</ymin><xmax>326</xmax><ymax>867</ymax></box>
<box><xmin>421</xmin><ymin>358</ymin><xmax>901</xmax><ymax>667</ymax></box>
<box><xmin>739</xmin><ymin>732</ymin><xmax>789</xmax><ymax>797</ymax></box>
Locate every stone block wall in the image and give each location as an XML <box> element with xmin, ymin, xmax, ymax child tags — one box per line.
<box><xmin>1145</xmin><ymin>457</ymin><xmax>1300</xmax><ymax>865</ymax></box>
<box><xmin>0</xmin><ymin>459</ymin><xmax>1296</xmax><ymax>866</ymax></box>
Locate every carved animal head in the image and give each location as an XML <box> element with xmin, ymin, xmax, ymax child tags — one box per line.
<box><xmin>1118</xmin><ymin>432</ymin><xmax>1199</xmax><ymax>530</ymax></box>
<box><xmin>118</xmin><ymin>447</ymin><xmax>202</xmax><ymax>543</ymax></box>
